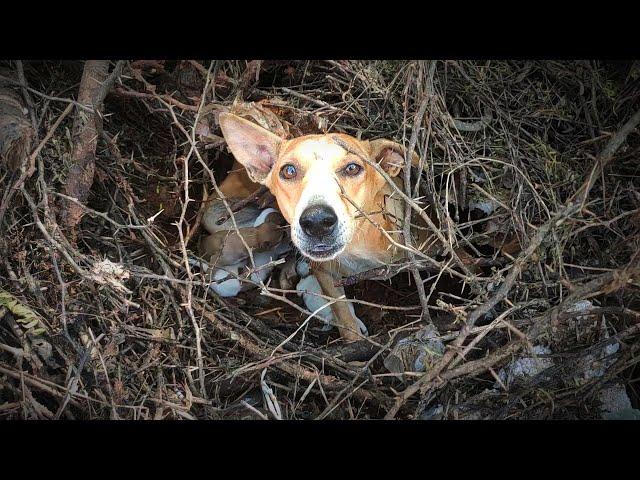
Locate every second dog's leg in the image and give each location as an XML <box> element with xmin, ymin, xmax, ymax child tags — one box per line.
<box><xmin>313</xmin><ymin>265</ymin><xmax>361</xmax><ymax>342</ymax></box>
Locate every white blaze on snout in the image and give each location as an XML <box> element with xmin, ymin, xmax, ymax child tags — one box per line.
<box><xmin>290</xmin><ymin>139</ymin><xmax>353</xmax><ymax>258</ymax></box>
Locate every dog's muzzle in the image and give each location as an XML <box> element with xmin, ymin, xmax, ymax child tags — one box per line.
<box><xmin>297</xmin><ymin>204</ymin><xmax>344</xmax><ymax>259</ymax></box>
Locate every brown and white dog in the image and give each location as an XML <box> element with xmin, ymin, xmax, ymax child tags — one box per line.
<box><xmin>214</xmin><ymin>113</ymin><xmax>435</xmax><ymax>341</ymax></box>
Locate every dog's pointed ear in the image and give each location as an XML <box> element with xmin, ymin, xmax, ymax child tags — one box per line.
<box><xmin>219</xmin><ymin>113</ymin><xmax>283</xmax><ymax>184</ymax></box>
<box><xmin>369</xmin><ymin>139</ymin><xmax>420</xmax><ymax>177</ymax></box>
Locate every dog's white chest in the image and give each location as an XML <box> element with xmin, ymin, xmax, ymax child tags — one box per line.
<box><xmin>337</xmin><ymin>250</ymin><xmax>387</xmax><ymax>276</ymax></box>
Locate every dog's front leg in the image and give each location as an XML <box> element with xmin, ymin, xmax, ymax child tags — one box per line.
<box><xmin>312</xmin><ymin>264</ymin><xmax>361</xmax><ymax>342</ymax></box>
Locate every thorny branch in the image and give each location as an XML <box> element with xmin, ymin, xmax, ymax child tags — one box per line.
<box><xmin>1</xmin><ymin>60</ymin><xmax>638</xmax><ymax>420</ymax></box>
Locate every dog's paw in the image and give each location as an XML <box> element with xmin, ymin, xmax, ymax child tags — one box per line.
<box><xmin>354</xmin><ymin>313</ymin><xmax>368</xmax><ymax>337</ymax></box>
<box><xmin>296</xmin><ymin>275</ymin><xmax>334</xmax><ymax>327</ymax></box>
<box><xmin>346</xmin><ymin>302</ymin><xmax>368</xmax><ymax>336</ymax></box>
<box><xmin>296</xmin><ymin>274</ymin><xmax>368</xmax><ymax>337</ymax></box>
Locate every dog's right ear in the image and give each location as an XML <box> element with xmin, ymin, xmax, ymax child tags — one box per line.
<box><xmin>369</xmin><ymin>139</ymin><xmax>420</xmax><ymax>177</ymax></box>
<box><xmin>218</xmin><ymin>113</ymin><xmax>283</xmax><ymax>184</ymax></box>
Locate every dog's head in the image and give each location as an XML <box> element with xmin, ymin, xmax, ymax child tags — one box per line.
<box><xmin>219</xmin><ymin>113</ymin><xmax>414</xmax><ymax>262</ymax></box>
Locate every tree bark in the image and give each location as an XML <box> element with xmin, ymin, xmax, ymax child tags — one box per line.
<box><xmin>60</xmin><ymin>60</ymin><xmax>110</xmax><ymax>235</ymax></box>
<box><xmin>0</xmin><ymin>68</ymin><xmax>34</xmax><ymax>171</ymax></box>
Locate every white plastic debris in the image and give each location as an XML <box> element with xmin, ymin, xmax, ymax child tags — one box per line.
<box><xmin>497</xmin><ymin>345</ymin><xmax>553</xmax><ymax>388</ymax></box>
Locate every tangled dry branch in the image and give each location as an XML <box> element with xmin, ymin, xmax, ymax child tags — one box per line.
<box><xmin>1</xmin><ymin>59</ymin><xmax>639</xmax><ymax>419</ymax></box>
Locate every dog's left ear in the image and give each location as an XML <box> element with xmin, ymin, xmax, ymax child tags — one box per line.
<box><xmin>219</xmin><ymin>113</ymin><xmax>283</xmax><ymax>184</ymax></box>
<box><xmin>368</xmin><ymin>139</ymin><xmax>420</xmax><ymax>177</ymax></box>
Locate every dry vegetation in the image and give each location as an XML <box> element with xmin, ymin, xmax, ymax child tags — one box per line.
<box><xmin>0</xmin><ymin>59</ymin><xmax>639</xmax><ymax>420</ymax></box>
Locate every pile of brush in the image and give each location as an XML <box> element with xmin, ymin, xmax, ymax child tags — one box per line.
<box><xmin>0</xmin><ymin>60</ymin><xmax>638</xmax><ymax>419</ymax></box>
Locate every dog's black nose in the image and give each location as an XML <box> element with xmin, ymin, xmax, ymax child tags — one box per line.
<box><xmin>299</xmin><ymin>204</ymin><xmax>338</xmax><ymax>238</ymax></box>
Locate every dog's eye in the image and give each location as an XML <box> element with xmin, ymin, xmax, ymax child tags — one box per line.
<box><xmin>280</xmin><ymin>164</ymin><xmax>297</xmax><ymax>180</ymax></box>
<box><xmin>343</xmin><ymin>163</ymin><xmax>362</xmax><ymax>176</ymax></box>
